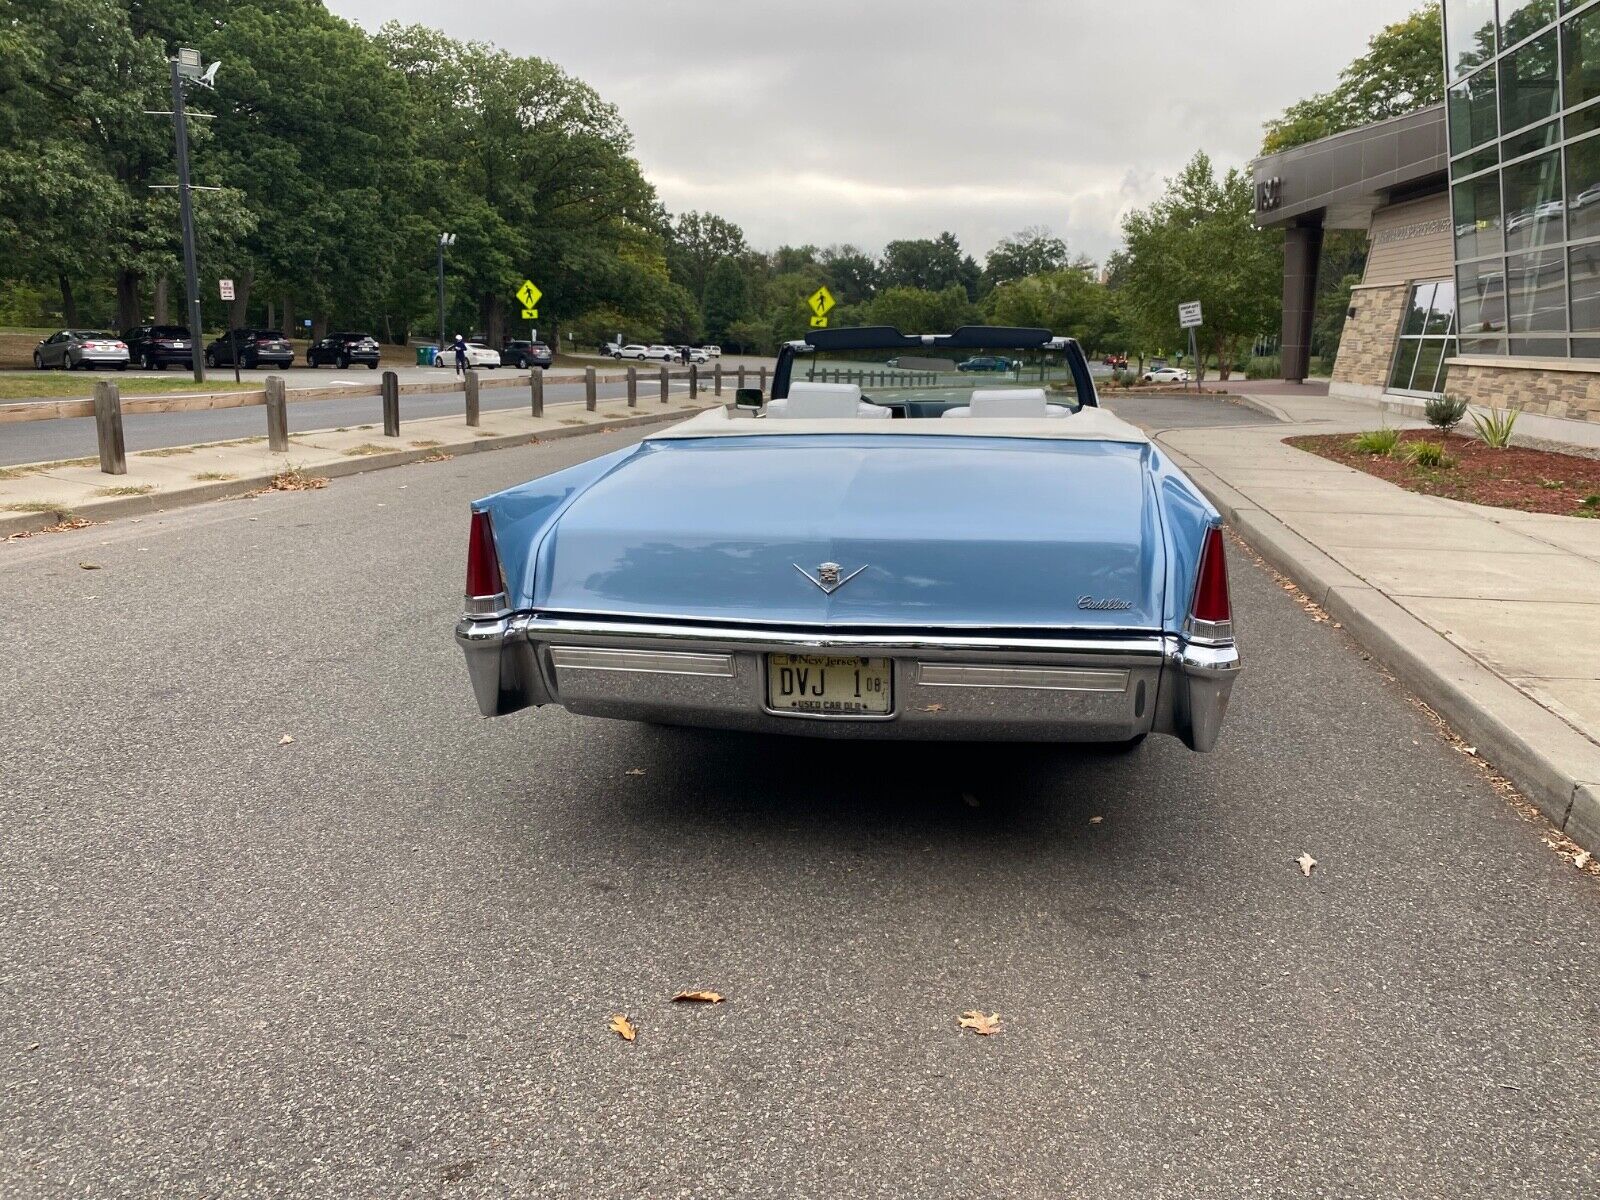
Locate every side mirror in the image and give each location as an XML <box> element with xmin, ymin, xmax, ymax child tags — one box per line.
<box><xmin>734</xmin><ymin>387</ymin><xmax>763</xmax><ymax>410</ymax></box>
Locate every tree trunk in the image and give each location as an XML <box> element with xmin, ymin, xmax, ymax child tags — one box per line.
<box><xmin>229</xmin><ymin>269</ymin><xmax>253</xmax><ymax>328</ymax></box>
<box><xmin>311</xmin><ymin>314</ymin><xmax>328</xmax><ymax>340</ymax></box>
<box><xmin>482</xmin><ymin>293</ymin><xmax>505</xmax><ymax>348</ymax></box>
<box><xmin>154</xmin><ymin>275</ymin><xmax>169</xmax><ymax>324</ymax></box>
<box><xmin>281</xmin><ymin>295</ymin><xmax>295</xmax><ymax>338</ymax></box>
<box><xmin>116</xmin><ymin>269</ymin><xmax>141</xmax><ymax>331</ymax></box>
<box><xmin>266</xmin><ymin>299</ymin><xmax>276</xmax><ymax>330</ymax></box>
<box><xmin>58</xmin><ymin>273</ymin><xmax>77</xmax><ymax>326</ymax></box>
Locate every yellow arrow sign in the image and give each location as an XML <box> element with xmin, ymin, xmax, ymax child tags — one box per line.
<box><xmin>808</xmin><ymin>286</ymin><xmax>835</xmax><ymax>318</ymax></box>
<box><xmin>516</xmin><ymin>279</ymin><xmax>542</xmax><ymax>310</ymax></box>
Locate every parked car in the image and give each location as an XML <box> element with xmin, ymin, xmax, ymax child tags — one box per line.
<box><xmin>611</xmin><ymin>344</ymin><xmax>649</xmax><ymax>359</ymax></box>
<box><xmin>32</xmin><ymin>330</ymin><xmax>130</xmax><ymax>371</ymax></box>
<box><xmin>1103</xmin><ymin>354</ymin><xmax>1129</xmax><ymax>369</ymax></box>
<box><xmin>701</xmin><ymin>345</ymin><xmax>722</xmax><ymax>358</ymax></box>
<box><xmin>645</xmin><ymin>345</ymin><xmax>677</xmax><ymax>361</ymax></box>
<box><xmin>957</xmin><ymin>355</ymin><xmax>1014</xmax><ymax>373</ymax></box>
<box><xmin>204</xmin><ymin>328</ymin><xmax>294</xmax><ymax>370</ymax></box>
<box><xmin>456</xmin><ymin>325</ymin><xmax>1240</xmax><ymax>753</ymax></box>
<box><xmin>121</xmin><ymin>325</ymin><xmax>193</xmax><ymax>370</ymax></box>
<box><xmin>1140</xmin><ymin>366</ymin><xmax>1191</xmax><ymax>384</ymax></box>
<box><xmin>306</xmin><ymin>332</ymin><xmax>381</xmax><ymax>369</ymax></box>
<box><xmin>433</xmin><ymin>342</ymin><xmax>502</xmax><ymax>369</ymax></box>
<box><xmin>502</xmin><ymin>339</ymin><xmax>552</xmax><ymax>369</ymax></box>
<box><xmin>685</xmin><ymin>347</ymin><xmax>710</xmax><ymax>364</ymax></box>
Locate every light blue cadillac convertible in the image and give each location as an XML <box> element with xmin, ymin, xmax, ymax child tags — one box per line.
<box><xmin>456</xmin><ymin>326</ymin><xmax>1239</xmax><ymax>751</ymax></box>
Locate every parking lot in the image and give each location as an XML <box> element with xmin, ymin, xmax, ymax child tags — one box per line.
<box><xmin>3</xmin><ymin>395</ymin><xmax>1595</xmax><ymax>1197</ymax></box>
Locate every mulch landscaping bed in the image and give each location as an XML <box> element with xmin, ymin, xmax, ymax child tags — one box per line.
<box><xmin>1288</xmin><ymin>429</ymin><xmax>1600</xmax><ymax>517</ymax></box>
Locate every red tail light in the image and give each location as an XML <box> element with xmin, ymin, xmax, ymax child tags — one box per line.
<box><xmin>1189</xmin><ymin>525</ymin><xmax>1232</xmax><ymax>637</ymax></box>
<box><xmin>466</xmin><ymin>510</ymin><xmax>505</xmax><ymax>603</ymax></box>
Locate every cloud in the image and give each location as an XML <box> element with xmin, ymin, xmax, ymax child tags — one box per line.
<box><xmin>328</xmin><ymin>0</ymin><xmax>1426</xmax><ymax>261</ymax></box>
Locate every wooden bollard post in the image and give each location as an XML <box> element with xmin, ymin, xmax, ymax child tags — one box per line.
<box><xmin>626</xmin><ymin>366</ymin><xmax>638</xmax><ymax>408</ymax></box>
<box><xmin>759</xmin><ymin>366</ymin><xmax>768</xmax><ymax>394</ymax></box>
<box><xmin>713</xmin><ymin>362</ymin><xmax>723</xmax><ymax>395</ymax></box>
<box><xmin>659</xmin><ymin>364</ymin><xmax>669</xmax><ymax>404</ymax></box>
<box><xmin>585</xmin><ymin>366</ymin><xmax>597</xmax><ymax>411</ymax></box>
<box><xmin>92</xmin><ymin>380</ymin><xmax>126</xmax><ymax>475</ymax></box>
<box><xmin>381</xmin><ymin>370</ymin><xmax>400</xmax><ymax>437</ymax></box>
<box><xmin>530</xmin><ymin>368</ymin><xmax>544</xmax><ymax>417</ymax></box>
<box><xmin>689</xmin><ymin>363</ymin><xmax>698</xmax><ymax>398</ymax></box>
<box><xmin>737</xmin><ymin>365</ymin><xmax>747</xmax><ymax>392</ymax></box>
<box><xmin>464</xmin><ymin>369</ymin><xmax>481</xmax><ymax>427</ymax></box>
<box><xmin>265</xmin><ymin>375</ymin><xmax>289</xmax><ymax>452</ymax></box>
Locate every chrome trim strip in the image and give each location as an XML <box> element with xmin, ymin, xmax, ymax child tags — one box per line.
<box><xmin>464</xmin><ymin>592</ymin><xmax>511</xmax><ymax>618</ymax></box>
<box><xmin>1183</xmin><ymin>616</ymin><xmax>1234</xmax><ymax>645</ymax></box>
<box><xmin>916</xmin><ymin>663</ymin><xmax>1129</xmax><ymax>691</ymax></box>
<box><xmin>549</xmin><ymin>646</ymin><xmax>735</xmax><ymax>677</ymax></box>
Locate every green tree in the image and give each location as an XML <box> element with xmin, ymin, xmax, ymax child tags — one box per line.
<box><xmin>987</xmin><ymin>270</ymin><xmax>1122</xmax><ymax>353</ymax></box>
<box><xmin>702</xmin><ymin>256</ymin><xmax>749</xmax><ymax>342</ymax></box>
<box><xmin>817</xmin><ymin>244</ymin><xmax>878</xmax><ymax>304</ymax></box>
<box><xmin>983</xmin><ymin>227</ymin><xmax>1070</xmax><ymax>290</ymax></box>
<box><xmin>864</xmin><ymin>285</ymin><xmax>980</xmax><ymax>332</ymax></box>
<box><xmin>1118</xmin><ymin>152</ymin><xmax>1280</xmax><ymax>381</ymax></box>
<box><xmin>665</xmin><ymin>210</ymin><xmax>748</xmax><ymax>304</ymax></box>
<box><xmin>1262</xmin><ymin>4</ymin><xmax>1443</xmax><ymax>153</ymax></box>
<box><xmin>879</xmin><ymin>232</ymin><xmax>980</xmax><ymax>299</ymax></box>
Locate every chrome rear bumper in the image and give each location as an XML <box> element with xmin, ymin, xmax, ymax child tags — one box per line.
<box><xmin>456</xmin><ymin>614</ymin><xmax>1240</xmax><ymax>751</ymax></box>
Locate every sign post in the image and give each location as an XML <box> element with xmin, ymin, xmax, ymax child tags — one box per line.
<box><xmin>807</xmin><ymin>286</ymin><xmax>835</xmax><ymax>329</ymax></box>
<box><xmin>1178</xmin><ymin>301</ymin><xmax>1203</xmax><ymax>393</ymax></box>
<box><xmin>516</xmin><ymin>280</ymin><xmax>543</xmax><ymax>339</ymax></box>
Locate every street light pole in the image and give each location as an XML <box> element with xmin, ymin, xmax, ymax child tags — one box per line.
<box><xmin>170</xmin><ymin>57</ymin><xmax>206</xmax><ymax>384</ymax></box>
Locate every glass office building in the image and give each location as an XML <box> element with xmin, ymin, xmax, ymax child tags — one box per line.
<box><xmin>1446</xmin><ymin>0</ymin><xmax>1600</xmax><ymax>358</ymax></box>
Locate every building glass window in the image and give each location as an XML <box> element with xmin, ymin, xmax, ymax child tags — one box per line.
<box><xmin>1458</xmin><ymin>258</ymin><xmax>1509</xmax><ymax>333</ymax></box>
<box><xmin>1454</xmin><ymin>171</ymin><xmax>1505</xmax><ymax>259</ymax></box>
<box><xmin>1387</xmin><ymin>281</ymin><xmax>1459</xmax><ymax>396</ymax></box>
<box><xmin>1566</xmin><ymin>131</ymin><xmax>1600</xmax><ymax>238</ymax></box>
<box><xmin>1503</xmin><ymin>0</ymin><xmax>1559</xmax><ymax>47</ymax></box>
<box><xmin>1563</xmin><ymin>4</ymin><xmax>1600</xmax><ymax>110</ymax></box>
<box><xmin>1503</xmin><ymin>149</ymin><xmax>1566</xmax><ymax>249</ymax></box>
<box><xmin>1450</xmin><ymin>68</ymin><xmax>1501</xmax><ymax>154</ymax></box>
<box><xmin>1506</xmin><ymin>247</ymin><xmax>1568</xmax><ymax>328</ymax></box>
<box><xmin>1447</xmin><ymin>0</ymin><xmax>1498</xmax><ymax>80</ymax></box>
<box><xmin>1500</xmin><ymin>30</ymin><xmax>1561</xmax><ymax>133</ymax></box>
<box><xmin>1567</xmin><ymin>241</ymin><xmax>1600</xmax><ymax>329</ymax></box>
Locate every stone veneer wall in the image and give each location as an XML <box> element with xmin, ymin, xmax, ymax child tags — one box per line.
<box><xmin>1330</xmin><ymin>283</ymin><xmax>1408</xmax><ymax>392</ymax></box>
<box><xmin>1444</xmin><ymin>359</ymin><xmax>1600</xmax><ymax>423</ymax></box>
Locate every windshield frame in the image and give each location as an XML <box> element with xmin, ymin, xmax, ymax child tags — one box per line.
<box><xmin>771</xmin><ymin>326</ymin><xmax>1098</xmax><ymax>411</ymax></box>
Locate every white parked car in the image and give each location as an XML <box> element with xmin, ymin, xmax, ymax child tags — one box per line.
<box><xmin>1141</xmin><ymin>366</ymin><xmax>1191</xmax><ymax>384</ymax></box>
<box><xmin>644</xmin><ymin>345</ymin><xmax>677</xmax><ymax>361</ymax></box>
<box><xmin>686</xmin><ymin>348</ymin><xmax>710</xmax><ymax>364</ymax></box>
<box><xmin>611</xmin><ymin>344</ymin><xmax>649</xmax><ymax>359</ymax></box>
<box><xmin>700</xmin><ymin>345</ymin><xmax>722</xmax><ymax>358</ymax></box>
<box><xmin>435</xmin><ymin>342</ymin><xmax>502</xmax><ymax>369</ymax></box>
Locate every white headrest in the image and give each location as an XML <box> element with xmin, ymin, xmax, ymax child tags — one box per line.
<box><xmin>943</xmin><ymin>402</ymin><xmax>1072</xmax><ymax>419</ymax></box>
<box><xmin>968</xmin><ymin>388</ymin><xmax>1050</xmax><ymax>417</ymax></box>
<box><xmin>771</xmin><ymin>381</ymin><xmax>864</xmax><ymax>418</ymax></box>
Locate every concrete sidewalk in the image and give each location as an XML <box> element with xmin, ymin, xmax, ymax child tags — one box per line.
<box><xmin>0</xmin><ymin>395</ymin><xmax>714</xmax><ymax>538</ymax></box>
<box><xmin>1157</xmin><ymin>390</ymin><xmax>1600</xmax><ymax>848</ymax></box>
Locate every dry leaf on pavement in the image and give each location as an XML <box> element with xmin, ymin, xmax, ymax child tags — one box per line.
<box><xmin>624</xmin><ymin>768</ymin><xmax>646</xmax><ymax>776</ymax></box>
<box><xmin>278</xmin><ymin>734</ymin><xmax>295</xmax><ymax>746</ymax></box>
<box><xmin>671</xmin><ymin>990</ymin><xmax>725</xmax><ymax>1004</ymax></box>
<box><xmin>608</xmin><ymin>1014</ymin><xmax>636</xmax><ymax>1042</ymax></box>
<box><xmin>1574</xmin><ymin>849</ymin><xmax>1592</xmax><ymax>870</ymax></box>
<box><xmin>959</xmin><ymin>1011</ymin><xmax>1001</xmax><ymax>1036</ymax></box>
<box><xmin>1089</xmin><ymin>816</ymin><xmax>1104</xmax><ymax>825</ymax></box>
<box><xmin>78</xmin><ymin>562</ymin><xmax>102</xmax><ymax>570</ymax></box>
<box><xmin>1296</xmin><ymin>852</ymin><xmax>1318</xmax><ymax>877</ymax></box>
<box><xmin>922</xmin><ymin>703</ymin><xmax>945</xmax><ymax>713</ymax></box>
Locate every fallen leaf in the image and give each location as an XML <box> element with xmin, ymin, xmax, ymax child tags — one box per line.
<box><xmin>623</xmin><ymin>768</ymin><xmax>646</xmax><ymax>776</ymax></box>
<box><xmin>608</xmin><ymin>1014</ymin><xmax>636</xmax><ymax>1042</ymax></box>
<box><xmin>962</xmin><ymin>792</ymin><xmax>980</xmax><ymax>808</ymax></box>
<box><xmin>922</xmin><ymin>703</ymin><xmax>945</xmax><ymax>713</ymax></box>
<box><xmin>1574</xmin><ymin>850</ymin><xmax>1592</xmax><ymax>870</ymax></box>
<box><xmin>1089</xmin><ymin>816</ymin><xmax>1104</xmax><ymax>825</ymax></box>
<box><xmin>278</xmin><ymin>734</ymin><xmax>295</xmax><ymax>746</ymax></box>
<box><xmin>78</xmin><ymin>562</ymin><xmax>102</xmax><ymax>571</ymax></box>
<box><xmin>1296</xmin><ymin>852</ymin><xmax>1318</xmax><ymax>877</ymax></box>
<box><xmin>959</xmin><ymin>1011</ymin><xmax>1001</xmax><ymax>1036</ymax></box>
<box><xmin>671</xmin><ymin>990</ymin><xmax>725</xmax><ymax>1004</ymax></box>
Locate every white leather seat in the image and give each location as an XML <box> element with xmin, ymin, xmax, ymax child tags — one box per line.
<box><xmin>766</xmin><ymin>381</ymin><xmax>890</xmax><ymax>419</ymax></box>
<box><xmin>942</xmin><ymin>388</ymin><xmax>1071</xmax><ymax>419</ymax></box>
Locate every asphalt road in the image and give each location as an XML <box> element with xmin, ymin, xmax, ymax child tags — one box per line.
<box><xmin>2</xmin><ymin>397</ymin><xmax>1596</xmax><ymax>1197</ymax></box>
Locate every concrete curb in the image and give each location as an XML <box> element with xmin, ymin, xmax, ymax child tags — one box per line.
<box><xmin>1164</xmin><ymin>440</ymin><xmax>1600</xmax><ymax>851</ymax></box>
<box><xmin>0</xmin><ymin>406</ymin><xmax>706</xmax><ymax>541</ymax></box>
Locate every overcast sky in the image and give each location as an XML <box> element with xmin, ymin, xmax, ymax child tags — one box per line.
<box><xmin>328</xmin><ymin>0</ymin><xmax>1426</xmax><ymax>264</ymax></box>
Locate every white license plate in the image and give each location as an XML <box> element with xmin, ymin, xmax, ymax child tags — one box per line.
<box><xmin>766</xmin><ymin>654</ymin><xmax>892</xmax><ymax>716</ymax></box>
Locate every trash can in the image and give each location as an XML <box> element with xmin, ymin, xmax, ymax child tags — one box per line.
<box><xmin>416</xmin><ymin>344</ymin><xmax>437</xmax><ymax>366</ymax></box>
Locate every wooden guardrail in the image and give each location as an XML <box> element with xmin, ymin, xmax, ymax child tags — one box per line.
<box><xmin>6</xmin><ymin>362</ymin><xmax>762</xmax><ymax>475</ymax></box>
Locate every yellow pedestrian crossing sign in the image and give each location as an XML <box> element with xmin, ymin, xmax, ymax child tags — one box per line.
<box><xmin>516</xmin><ymin>279</ymin><xmax>542</xmax><ymax>320</ymax></box>
<box><xmin>807</xmin><ymin>285</ymin><xmax>835</xmax><ymax>329</ymax></box>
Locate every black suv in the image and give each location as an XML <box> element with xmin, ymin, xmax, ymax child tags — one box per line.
<box><xmin>307</xmin><ymin>332</ymin><xmax>381</xmax><ymax>369</ymax></box>
<box><xmin>501</xmin><ymin>339</ymin><xmax>552</xmax><ymax>369</ymax></box>
<box><xmin>121</xmin><ymin>325</ymin><xmax>194</xmax><ymax>370</ymax></box>
<box><xmin>204</xmin><ymin>328</ymin><xmax>295</xmax><ymax>370</ymax></box>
